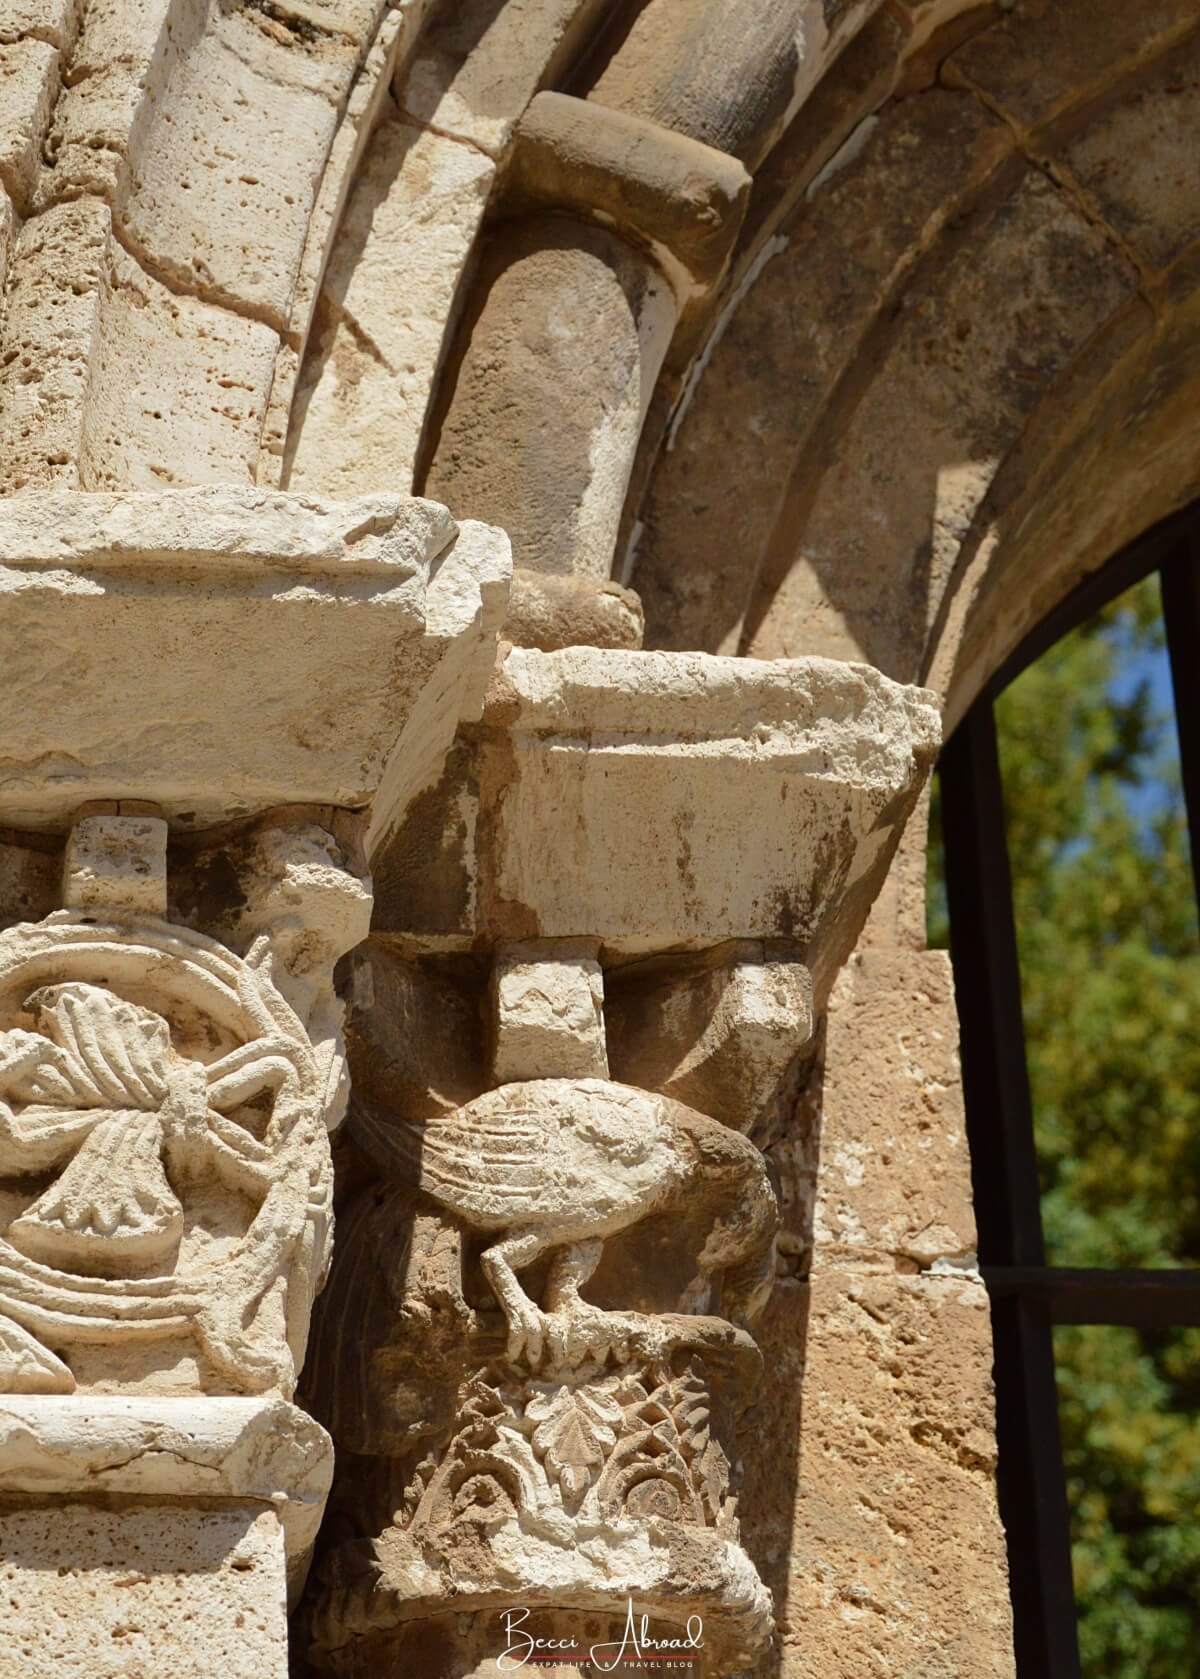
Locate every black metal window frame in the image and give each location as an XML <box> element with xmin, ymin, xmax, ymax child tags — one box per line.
<box><xmin>937</xmin><ymin>505</ymin><xmax>1200</xmax><ymax>1679</ymax></box>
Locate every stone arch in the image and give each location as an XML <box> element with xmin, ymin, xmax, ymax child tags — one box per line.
<box><xmin>624</xmin><ymin>0</ymin><xmax>1200</xmax><ymax>731</ymax></box>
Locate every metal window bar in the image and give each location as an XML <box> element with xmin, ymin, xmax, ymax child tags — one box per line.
<box><xmin>936</xmin><ymin>505</ymin><xmax>1200</xmax><ymax>1679</ymax></box>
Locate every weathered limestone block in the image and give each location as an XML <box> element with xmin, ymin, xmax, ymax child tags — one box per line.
<box><xmin>631</xmin><ymin>88</ymin><xmax>1007</xmax><ymax>657</ymax></box>
<box><xmin>0</xmin><ymin>1393</ymin><xmax>333</xmax><ymax>1592</ymax></box>
<box><xmin>426</xmin><ymin>217</ymin><xmax>676</xmax><ymax>581</ymax></box>
<box><xmin>0</xmin><ymin>34</ymin><xmax>57</xmax><ymax>208</ymax></box>
<box><xmin>809</xmin><ymin>947</ymin><xmax>977</xmax><ymax>1270</ymax></box>
<box><xmin>741</xmin><ymin>1272</ymin><xmax>1013</xmax><ymax>1679</ymax></box>
<box><xmin>0</xmin><ymin>1394</ymin><xmax>333</xmax><ymax>1674</ymax></box>
<box><xmin>38</xmin><ymin>0</ymin><xmax>374</xmax><ymax>323</ymax></box>
<box><xmin>585</xmin><ymin>0</ymin><xmax>882</xmax><ymax>171</ymax></box>
<box><xmin>344</xmin><ymin>938</ymin><xmax>487</xmax><ymax>1128</ymax></box>
<box><xmin>503</xmin><ymin>567</ymin><xmax>645</xmax><ymax>650</ymax></box>
<box><xmin>491</xmin><ymin>941</ymin><xmax>608</xmax><ymax>1083</ymax></box>
<box><xmin>0</xmin><ymin>200</ymin><xmax>280</xmax><ymax>494</ymax></box>
<box><xmin>259</xmin><ymin>2</ymin><xmax>435</xmax><ymax>483</ymax></box>
<box><xmin>3</xmin><ymin>1504</ymin><xmax>291</xmax><ymax>1678</ymax></box>
<box><xmin>606</xmin><ymin>946</ymin><xmax>813</xmax><ymax>1135</ymax></box>
<box><xmin>62</xmin><ymin>812</ymin><xmax>168</xmax><ymax>918</ymax></box>
<box><xmin>477</xmin><ymin>648</ymin><xmax>939</xmax><ymax>979</ymax></box>
<box><xmin>284</xmin><ymin>114</ymin><xmax>495</xmax><ymax>498</ymax></box>
<box><xmin>395</xmin><ymin>0</ymin><xmax>609</xmax><ymax>158</ymax></box>
<box><xmin>0</xmin><ymin>0</ymin><xmax>79</xmax><ymax>46</ymax></box>
<box><xmin>0</xmin><ymin>488</ymin><xmax>509</xmax><ymax>834</ymax></box>
<box><xmin>744</xmin><ymin>161</ymin><xmax>1135</xmax><ymax>675</ymax></box>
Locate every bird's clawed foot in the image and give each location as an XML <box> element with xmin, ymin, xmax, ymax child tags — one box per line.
<box><xmin>541</xmin><ymin>1300</ymin><xmax>631</xmax><ymax>1371</ymax></box>
<box><xmin>504</xmin><ymin>1295</ymin><xmax>546</xmax><ymax>1367</ymax></box>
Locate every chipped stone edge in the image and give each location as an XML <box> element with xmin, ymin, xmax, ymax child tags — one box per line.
<box><xmin>0</xmin><ymin>1395</ymin><xmax>334</xmax><ymax>1574</ymax></box>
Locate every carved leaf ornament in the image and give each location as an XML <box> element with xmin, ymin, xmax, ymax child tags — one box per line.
<box><xmin>0</xmin><ymin>912</ymin><xmax>332</xmax><ymax>1397</ymax></box>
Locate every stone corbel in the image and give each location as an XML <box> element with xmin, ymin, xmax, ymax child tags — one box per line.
<box><xmin>303</xmin><ymin>644</ymin><xmax>940</xmax><ymax>1676</ymax></box>
<box><xmin>0</xmin><ymin>488</ymin><xmax>511</xmax><ymax>1675</ymax></box>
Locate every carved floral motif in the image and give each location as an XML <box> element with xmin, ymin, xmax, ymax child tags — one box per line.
<box><xmin>0</xmin><ymin>911</ymin><xmax>338</xmax><ymax>1397</ymax></box>
<box><xmin>399</xmin><ymin>1360</ymin><xmax>739</xmax><ymax>1534</ymax></box>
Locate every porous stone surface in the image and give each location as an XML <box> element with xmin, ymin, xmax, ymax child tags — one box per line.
<box><xmin>0</xmin><ymin>1396</ymin><xmax>333</xmax><ymax>1574</ymax></box>
<box><xmin>478</xmin><ymin>647</ymin><xmax>939</xmax><ymax>968</ymax></box>
<box><xmin>0</xmin><ymin>488</ymin><xmax>509</xmax><ymax>831</ymax></box>
<box><xmin>0</xmin><ymin>1502</ymin><xmax>290</xmax><ymax>1678</ymax></box>
<box><xmin>503</xmin><ymin>567</ymin><xmax>645</xmax><ymax>651</ymax></box>
<box><xmin>61</xmin><ymin>813</ymin><xmax>168</xmax><ymax>917</ymax></box>
<box><xmin>741</xmin><ymin>1271</ymin><xmax>1013</xmax><ymax>1679</ymax></box>
<box><xmin>285</xmin><ymin>114</ymin><xmax>495</xmax><ymax>498</ymax></box>
<box><xmin>426</xmin><ymin>217</ymin><xmax>677</xmax><ymax>581</ymax></box>
<box><xmin>491</xmin><ymin>941</ymin><xmax>609</xmax><ymax>1083</ymax></box>
<box><xmin>809</xmin><ymin>948</ymin><xmax>977</xmax><ymax>1270</ymax></box>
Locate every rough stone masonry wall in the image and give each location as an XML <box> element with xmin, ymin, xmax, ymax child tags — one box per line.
<box><xmin>0</xmin><ymin>0</ymin><xmax>1194</xmax><ymax>1674</ymax></box>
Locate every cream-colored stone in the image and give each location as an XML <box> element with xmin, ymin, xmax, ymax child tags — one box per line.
<box><xmin>286</xmin><ymin>115</ymin><xmax>494</xmax><ymax>497</ymax></box>
<box><xmin>0</xmin><ymin>814</ymin><xmax>369</xmax><ymax>1400</ymax></box>
<box><xmin>352</xmin><ymin>1075</ymin><xmax>777</xmax><ymax>1370</ymax></box>
<box><xmin>511</xmin><ymin>93</ymin><xmax>751</xmax><ymax>306</ymax></box>
<box><xmin>0</xmin><ymin>1503</ymin><xmax>290</xmax><ymax>1678</ymax></box>
<box><xmin>0</xmin><ymin>35</ymin><xmax>56</xmax><ymax>208</ymax></box>
<box><xmin>0</xmin><ymin>200</ymin><xmax>282</xmax><ymax>494</ymax></box>
<box><xmin>113</xmin><ymin>10</ymin><xmax>342</xmax><ymax>326</ymax></box>
<box><xmin>504</xmin><ymin>568</ymin><xmax>645</xmax><ymax>650</ymax></box>
<box><xmin>61</xmin><ymin>813</ymin><xmax>168</xmax><ymax>917</ymax></box>
<box><xmin>39</xmin><ymin>0</ymin><xmax>368</xmax><ymax>321</ymax></box>
<box><xmin>0</xmin><ymin>1394</ymin><xmax>333</xmax><ymax>1576</ymax></box>
<box><xmin>0</xmin><ymin>0</ymin><xmax>79</xmax><ymax>47</ymax></box>
<box><xmin>478</xmin><ymin>647</ymin><xmax>938</xmax><ymax>969</ymax></box>
<box><xmin>491</xmin><ymin>941</ymin><xmax>608</xmax><ymax>1083</ymax></box>
<box><xmin>395</xmin><ymin>0</ymin><xmax>607</xmax><ymax>157</ymax></box>
<box><xmin>428</xmin><ymin>219</ymin><xmax>677</xmax><ymax>581</ymax></box>
<box><xmin>742</xmin><ymin>1272</ymin><xmax>1013</xmax><ymax>1679</ymax></box>
<box><xmin>0</xmin><ymin>488</ymin><xmax>509</xmax><ymax>831</ymax></box>
<box><xmin>0</xmin><ymin>198</ymin><xmax>108</xmax><ymax>493</ymax></box>
<box><xmin>259</xmin><ymin>1</ymin><xmax>434</xmax><ymax>481</ymax></box>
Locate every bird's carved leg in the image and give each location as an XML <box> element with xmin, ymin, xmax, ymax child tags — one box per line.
<box><xmin>480</xmin><ymin>1228</ymin><xmax>555</xmax><ymax>1367</ymax></box>
<box><xmin>543</xmin><ymin>1240</ymin><xmax>625</xmax><ymax>1368</ymax></box>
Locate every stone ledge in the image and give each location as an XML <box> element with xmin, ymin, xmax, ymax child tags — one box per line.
<box><xmin>0</xmin><ymin>1394</ymin><xmax>333</xmax><ymax>1572</ymax></box>
<box><xmin>0</xmin><ymin>487</ymin><xmax>511</xmax><ymax>834</ymax></box>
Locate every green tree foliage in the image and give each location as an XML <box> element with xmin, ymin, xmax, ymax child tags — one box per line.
<box><xmin>928</xmin><ymin>576</ymin><xmax>1200</xmax><ymax>1675</ymax></box>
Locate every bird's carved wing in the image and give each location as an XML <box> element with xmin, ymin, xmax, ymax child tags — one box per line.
<box><xmin>417</xmin><ymin>1105</ymin><xmax>547</xmax><ymax>1212</ymax></box>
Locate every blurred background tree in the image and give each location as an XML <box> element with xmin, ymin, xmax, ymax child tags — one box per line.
<box><xmin>928</xmin><ymin>575</ymin><xmax>1200</xmax><ymax>1677</ymax></box>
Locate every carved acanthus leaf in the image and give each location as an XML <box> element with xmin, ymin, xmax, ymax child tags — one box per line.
<box><xmin>528</xmin><ymin>1382</ymin><xmax>622</xmax><ymax>1503</ymax></box>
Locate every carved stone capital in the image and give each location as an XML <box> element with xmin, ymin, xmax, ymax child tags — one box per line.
<box><xmin>0</xmin><ymin>814</ymin><xmax>370</xmax><ymax>1402</ymax></box>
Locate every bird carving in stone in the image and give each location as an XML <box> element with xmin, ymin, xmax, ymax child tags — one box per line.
<box><xmin>353</xmin><ymin>1076</ymin><xmax>778</xmax><ymax>1368</ymax></box>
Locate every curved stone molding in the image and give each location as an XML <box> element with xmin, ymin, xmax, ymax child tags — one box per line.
<box><xmin>0</xmin><ymin>814</ymin><xmax>371</xmax><ymax>1401</ymax></box>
